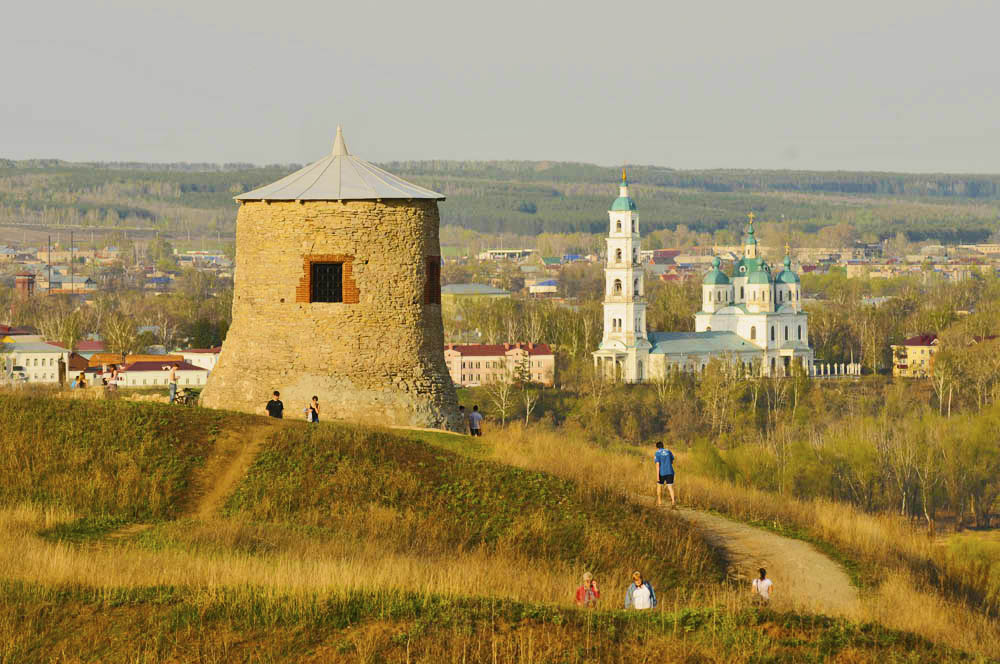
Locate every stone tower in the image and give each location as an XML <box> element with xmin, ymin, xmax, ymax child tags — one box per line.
<box><xmin>592</xmin><ymin>169</ymin><xmax>651</xmax><ymax>382</ymax></box>
<box><xmin>201</xmin><ymin>127</ymin><xmax>462</xmax><ymax>430</ymax></box>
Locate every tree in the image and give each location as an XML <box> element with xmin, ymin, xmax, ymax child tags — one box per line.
<box><xmin>484</xmin><ymin>359</ymin><xmax>515</xmax><ymax>427</ymax></box>
<box><xmin>102</xmin><ymin>312</ymin><xmax>141</xmax><ymax>356</ymax></box>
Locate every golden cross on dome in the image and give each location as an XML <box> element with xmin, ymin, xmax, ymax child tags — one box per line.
<box><xmin>747</xmin><ymin>211</ymin><xmax>755</xmax><ymax>224</ymax></box>
<box><xmin>622</xmin><ymin>167</ymin><xmax>627</xmax><ymax>183</ymax></box>
<box><xmin>785</xmin><ymin>242</ymin><xmax>791</xmax><ymax>255</ymax></box>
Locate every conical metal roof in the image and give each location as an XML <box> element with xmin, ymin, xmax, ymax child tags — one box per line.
<box><xmin>235</xmin><ymin>127</ymin><xmax>444</xmax><ymax>202</ymax></box>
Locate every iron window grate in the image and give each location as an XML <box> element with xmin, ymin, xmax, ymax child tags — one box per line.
<box><xmin>311</xmin><ymin>262</ymin><xmax>343</xmax><ymax>303</ymax></box>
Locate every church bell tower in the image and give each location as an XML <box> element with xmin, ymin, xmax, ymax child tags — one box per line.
<box><xmin>592</xmin><ymin>169</ymin><xmax>650</xmax><ymax>382</ymax></box>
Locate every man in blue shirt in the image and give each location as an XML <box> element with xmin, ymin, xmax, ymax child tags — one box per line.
<box><xmin>654</xmin><ymin>441</ymin><xmax>676</xmax><ymax>507</ymax></box>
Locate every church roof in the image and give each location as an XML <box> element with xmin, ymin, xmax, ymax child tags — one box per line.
<box><xmin>610</xmin><ymin>196</ymin><xmax>637</xmax><ymax>211</ymax></box>
<box><xmin>649</xmin><ymin>331</ymin><xmax>760</xmax><ymax>356</ymax></box>
<box><xmin>747</xmin><ymin>267</ymin><xmax>772</xmax><ymax>285</ymax></box>
<box><xmin>235</xmin><ymin>127</ymin><xmax>445</xmax><ymax>202</ymax></box>
<box><xmin>702</xmin><ymin>257</ymin><xmax>731</xmax><ymax>285</ymax></box>
<box><xmin>775</xmin><ymin>255</ymin><xmax>800</xmax><ymax>283</ymax></box>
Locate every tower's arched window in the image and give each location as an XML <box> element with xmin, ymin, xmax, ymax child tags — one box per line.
<box><xmin>716</xmin><ymin>290</ymin><xmax>722</xmax><ymax>302</ymax></box>
<box><xmin>633</xmin><ymin>249</ymin><xmax>637</xmax><ymax>264</ymax></box>
<box><xmin>752</xmin><ymin>291</ymin><xmax>757</xmax><ymax>301</ymax></box>
<box><xmin>771</xmin><ymin>326</ymin><xmax>775</xmax><ymax>341</ymax></box>
<box><xmin>613</xmin><ymin>279</ymin><xmax>622</xmax><ymax>295</ymax></box>
<box><xmin>779</xmin><ymin>290</ymin><xmax>783</xmax><ymax>302</ymax></box>
<box><xmin>797</xmin><ymin>325</ymin><xmax>802</xmax><ymax>340</ymax></box>
<box><xmin>750</xmin><ymin>326</ymin><xmax>756</xmax><ymax>340</ymax></box>
<box><xmin>634</xmin><ymin>278</ymin><xmax>640</xmax><ymax>296</ymax></box>
<box><xmin>740</xmin><ymin>286</ymin><xmax>744</xmax><ymax>300</ymax></box>
<box><xmin>615</xmin><ymin>248</ymin><xmax>622</xmax><ymax>263</ymax></box>
<box><xmin>616</xmin><ymin>220</ymin><xmax>622</xmax><ymax>232</ymax></box>
<box><xmin>784</xmin><ymin>326</ymin><xmax>789</xmax><ymax>341</ymax></box>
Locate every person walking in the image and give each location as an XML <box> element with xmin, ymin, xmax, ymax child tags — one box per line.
<box><xmin>265</xmin><ymin>391</ymin><xmax>284</xmax><ymax>419</ymax></box>
<box><xmin>575</xmin><ymin>572</ymin><xmax>600</xmax><ymax>607</ymax></box>
<box><xmin>468</xmin><ymin>405</ymin><xmax>484</xmax><ymax>436</ymax></box>
<box><xmin>752</xmin><ymin>568</ymin><xmax>774</xmax><ymax>605</ymax></box>
<box><xmin>77</xmin><ymin>373</ymin><xmax>87</xmax><ymax>389</ymax></box>
<box><xmin>624</xmin><ymin>571</ymin><xmax>656</xmax><ymax>610</ymax></box>
<box><xmin>306</xmin><ymin>396</ymin><xmax>320</xmax><ymax>423</ymax></box>
<box><xmin>654</xmin><ymin>441</ymin><xmax>676</xmax><ymax>507</ymax></box>
<box><xmin>167</xmin><ymin>363</ymin><xmax>179</xmax><ymax>405</ymax></box>
<box><xmin>107</xmin><ymin>366</ymin><xmax>119</xmax><ymax>398</ymax></box>
<box><xmin>458</xmin><ymin>405</ymin><xmax>469</xmax><ymax>434</ymax></box>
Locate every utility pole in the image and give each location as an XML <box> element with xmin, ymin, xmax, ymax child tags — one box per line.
<box><xmin>70</xmin><ymin>231</ymin><xmax>75</xmax><ymax>296</ymax></box>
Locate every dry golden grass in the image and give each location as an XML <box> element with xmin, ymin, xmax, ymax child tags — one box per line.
<box><xmin>487</xmin><ymin>424</ymin><xmax>1000</xmax><ymax>657</ymax></box>
<box><xmin>0</xmin><ymin>503</ymin><xmax>581</xmax><ymax>604</ymax></box>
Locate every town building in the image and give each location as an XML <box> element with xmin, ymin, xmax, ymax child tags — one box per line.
<box><xmin>891</xmin><ymin>334</ymin><xmax>938</xmax><ymax>378</ymax></box>
<box><xmin>119</xmin><ymin>360</ymin><xmax>209</xmax><ymax>387</ymax></box>
<box><xmin>593</xmin><ymin>174</ymin><xmax>814</xmax><ymax>381</ymax></box>
<box><xmin>201</xmin><ymin>127</ymin><xmax>461</xmax><ymax>430</ymax></box>
<box><xmin>1</xmin><ymin>341</ymin><xmax>71</xmax><ymax>383</ymax></box>
<box><xmin>528</xmin><ymin>279</ymin><xmax>558</xmax><ymax>296</ymax></box>
<box><xmin>444</xmin><ymin>343</ymin><xmax>555</xmax><ymax>387</ymax></box>
<box><xmin>477</xmin><ymin>248</ymin><xmax>534</xmax><ymax>261</ymax></box>
<box><xmin>181</xmin><ymin>347</ymin><xmax>221</xmax><ymax>371</ymax></box>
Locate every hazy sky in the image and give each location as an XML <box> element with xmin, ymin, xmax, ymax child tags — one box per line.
<box><xmin>3</xmin><ymin>0</ymin><xmax>999</xmax><ymax>172</ymax></box>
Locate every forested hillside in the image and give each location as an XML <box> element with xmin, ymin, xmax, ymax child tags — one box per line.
<box><xmin>2</xmin><ymin>158</ymin><xmax>999</xmax><ymax>243</ymax></box>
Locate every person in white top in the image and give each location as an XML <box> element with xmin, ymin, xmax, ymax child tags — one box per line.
<box><xmin>752</xmin><ymin>568</ymin><xmax>774</xmax><ymax>605</ymax></box>
<box><xmin>624</xmin><ymin>571</ymin><xmax>657</xmax><ymax>610</ymax></box>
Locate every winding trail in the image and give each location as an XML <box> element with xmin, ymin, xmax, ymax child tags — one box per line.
<box><xmin>105</xmin><ymin>420</ymin><xmax>277</xmax><ymax>541</ymax></box>
<box><xmin>676</xmin><ymin>506</ymin><xmax>860</xmax><ymax>616</ymax></box>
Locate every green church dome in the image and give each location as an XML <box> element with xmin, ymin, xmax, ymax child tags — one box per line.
<box><xmin>747</xmin><ymin>268</ymin><xmax>772</xmax><ymax>285</ymax></box>
<box><xmin>610</xmin><ymin>196</ymin><xmax>637</xmax><ymax>211</ymax></box>
<box><xmin>776</xmin><ymin>255</ymin><xmax>800</xmax><ymax>283</ymax></box>
<box><xmin>702</xmin><ymin>257</ymin><xmax>730</xmax><ymax>285</ymax></box>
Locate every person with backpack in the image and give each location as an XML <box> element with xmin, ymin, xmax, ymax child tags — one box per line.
<box><xmin>654</xmin><ymin>441</ymin><xmax>676</xmax><ymax>507</ymax></box>
<box><xmin>624</xmin><ymin>571</ymin><xmax>656</xmax><ymax>610</ymax></box>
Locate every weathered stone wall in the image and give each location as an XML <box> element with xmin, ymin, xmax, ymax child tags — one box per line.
<box><xmin>200</xmin><ymin>199</ymin><xmax>462</xmax><ymax>430</ymax></box>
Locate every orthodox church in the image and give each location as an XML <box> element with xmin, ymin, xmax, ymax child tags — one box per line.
<box><xmin>593</xmin><ymin>175</ymin><xmax>814</xmax><ymax>381</ymax></box>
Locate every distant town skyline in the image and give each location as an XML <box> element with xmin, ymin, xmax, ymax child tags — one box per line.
<box><xmin>3</xmin><ymin>0</ymin><xmax>1000</xmax><ymax>173</ymax></box>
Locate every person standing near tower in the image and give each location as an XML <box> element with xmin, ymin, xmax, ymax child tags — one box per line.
<box><xmin>654</xmin><ymin>441</ymin><xmax>676</xmax><ymax>507</ymax></box>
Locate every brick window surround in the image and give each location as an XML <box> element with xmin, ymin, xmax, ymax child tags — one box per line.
<box><xmin>296</xmin><ymin>254</ymin><xmax>359</xmax><ymax>304</ymax></box>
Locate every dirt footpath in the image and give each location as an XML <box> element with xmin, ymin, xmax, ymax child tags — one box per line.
<box><xmin>677</xmin><ymin>507</ymin><xmax>860</xmax><ymax>616</ymax></box>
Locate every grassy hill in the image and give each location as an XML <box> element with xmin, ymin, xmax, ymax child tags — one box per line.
<box><xmin>0</xmin><ymin>392</ymin><xmax>994</xmax><ymax>662</ymax></box>
<box><xmin>2</xmin><ymin>159</ymin><xmax>998</xmax><ymax>246</ymax></box>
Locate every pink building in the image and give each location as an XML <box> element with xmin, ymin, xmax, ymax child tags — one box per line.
<box><xmin>444</xmin><ymin>343</ymin><xmax>555</xmax><ymax>387</ymax></box>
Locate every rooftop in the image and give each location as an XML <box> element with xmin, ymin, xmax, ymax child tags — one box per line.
<box><xmin>122</xmin><ymin>361</ymin><xmax>205</xmax><ymax>372</ymax></box>
<box><xmin>445</xmin><ymin>343</ymin><xmax>553</xmax><ymax>356</ymax></box>
<box><xmin>235</xmin><ymin>127</ymin><xmax>445</xmax><ymax>202</ymax></box>
<box><xmin>441</xmin><ymin>283</ymin><xmax>510</xmax><ymax>296</ymax></box>
<box><xmin>649</xmin><ymin>331</ymin><xmax>760</xmax><ymax>355</ymax></box>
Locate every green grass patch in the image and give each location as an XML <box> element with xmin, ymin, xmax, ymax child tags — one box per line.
<box><xmin>225</xmin><ymin>423</ymin><xmax>723</xmax><ymax>591</ymax></box>
<box><xmin>0</xmin><ymin>393</ymin><xmax>251</xmax><ymax>523</ymax></box>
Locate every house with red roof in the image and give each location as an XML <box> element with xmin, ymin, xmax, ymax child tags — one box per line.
<box><xmin>84</xmin><ymin>360</ymin><xmax>209</xmax><ymax>388</ymax></box>
<box><xmin>443</xmin><ymin>342</ymin><xmax>555</xmax><ymax>387</ymax></box>
<box><xmin>891</xmin><ymin>334</ymin><xmax>939</xmax><ymax>378</ymax></box>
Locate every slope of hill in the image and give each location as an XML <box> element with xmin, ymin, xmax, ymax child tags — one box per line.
<box><xmin>0</xmin><ymin>392</ymin><xmax>992</xmax><ymax>662</ymax></box>
<box><xmin>2</xmin><ymin>159</ymin><xmax>998</xmax><ymax>244</ymax></box>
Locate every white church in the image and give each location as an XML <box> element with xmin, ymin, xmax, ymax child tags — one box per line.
<box><xmin>593</xmin><ymin>173</ymin><xmax>814</xmax><ymax>381</ymax></box>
